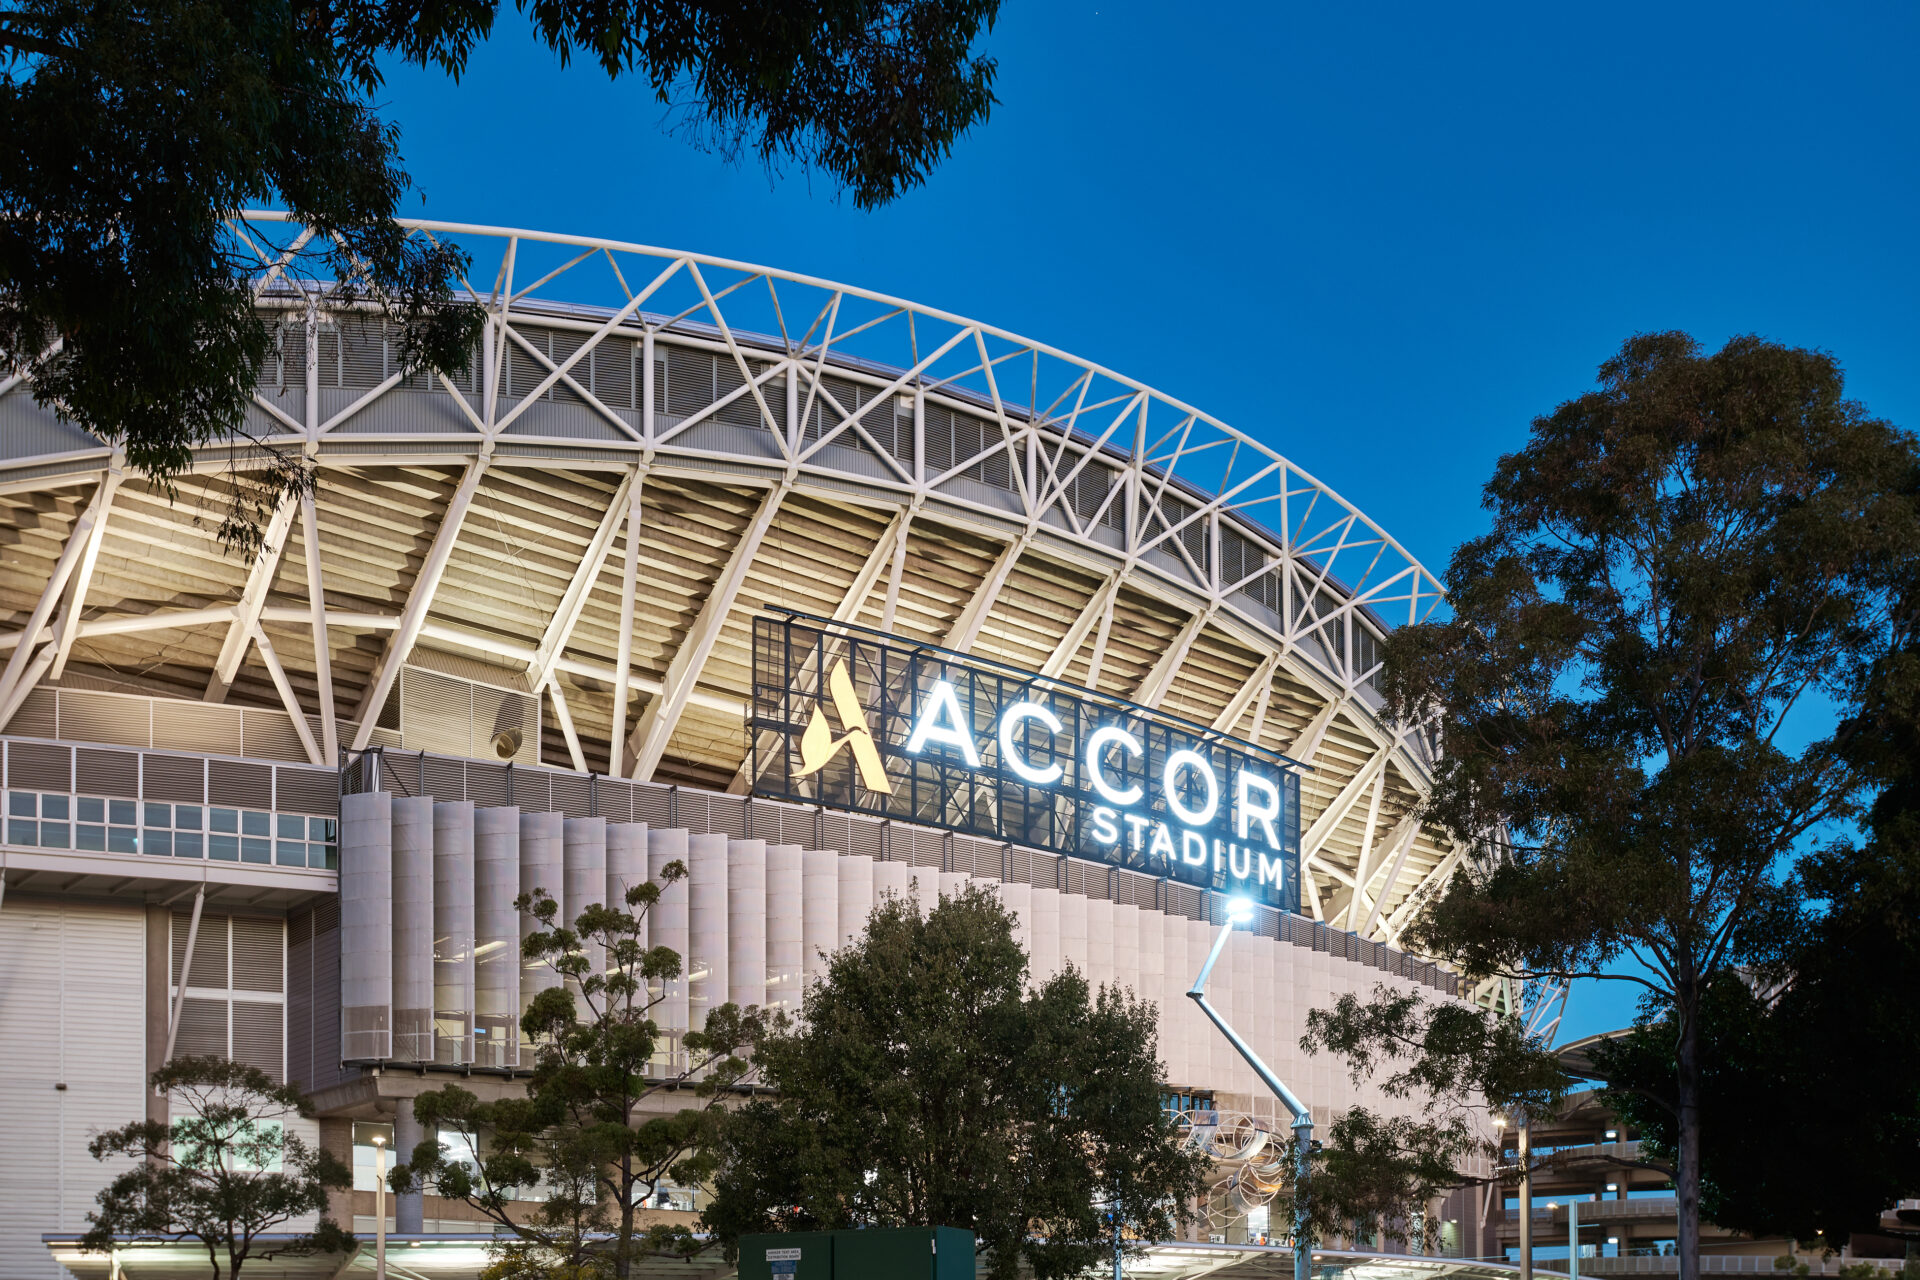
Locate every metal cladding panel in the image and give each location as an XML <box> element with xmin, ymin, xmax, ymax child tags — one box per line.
<box><xmin>391</xmin><ymin>794</ymin><xmax>436</xmax><ymax>1063</ymax></box>
<box><xmin>0</xmin><ymin>901</ymin><xmax>146</xmax><ymax>1280</ymax></box>
<box><xmin>835</xmin><ymin>854</ymin><xmax>873</xmax><ymax>948</ymax></box>
<box><xmin>563</xmin><ymin>816</ymin><xmax>607</xmax><ymax>978</ymax></box>
<box><xmin>1028</xmin><ymin>885</ymin><xmax>1062</xmax><ymax>981</ymax></box>
<box><xmin>473</xmin><ymin>805</ymin><xmax>521</xmax><ymax>1068</ymax></box>
<box><xmin>687</xmin><ymin>833</ymin><xmax>729</xmax><ymax>1032</ymax></box>
<box><xmin>765</xmin><ymin>844</ymin><xmax>803</xmax><ymax>1014</ymax></box>
<box><xmin>727</xmin><ymin>839</ymin><xmax>767</xmax><ymax>1011</ymax></box>
<box><xmin>998</xmin><ymin>881</ymin><xmax>1033</xmax><ymax>960</ymax></box>
<box><xmin>800</xmin><ymin>848</ymin><xmax>839</xmax><ymax>983</ymax></box>
<box><xmin>937</xmin><ymin>870</ymin><xmax>970</xmax><ymax>902</ymax></box>
<box><xmin>1087</xmin><ymin>897</ymin><xmax>1114</xmax><ymax>979</ymax></box>
<box><xmin>519</xmin><ymin>810</ymin><xmax>565</xmax><ymax>1028</ymax></box>
<box><xmin>606</xmin><ymin>822</ymin><xmax>649</xmax><ymax>936</ymax></box>
<box><xmin>340</xmin><ymin>791</ymin><xmax>393</xmax><ymax>1061</ymax></box>
<box><xmin>648</xmin><ymin>827</ymin><xmax>691</xmax><ymax>1062</ymax></box>
<box><xmin>433</xmin><ymin>801</ymin><xmax>477</xmax><ymax>1066</ymax></box>
<box><xmin>1060</xmin><ymin>891</ymin><xmax>1089</xmax><ymax>976</ymax></box>
<box><xmin>872</xmin><ymin>859</ymin><xmax>911</xmax><ymax>916</ymax></box>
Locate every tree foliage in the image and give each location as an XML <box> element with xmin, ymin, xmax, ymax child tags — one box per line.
<box><xmin>395</xmin><ymin>864</ymin><xmax>772</xmax><ymax>1280</ymax></box>
<box><xmin>0</xmin><ymin>0</ymin><xmax>1000</xmax><ymax>549</ymax></box>
<box><xmin>1592</xmin><ymin>616</ymin><xmax>1920</xmax><ymax>1244</ymax></box>
<box><xmin>1370</xmin><ymin>331</ymin><xmax>1920</xmax><ymax>1277</ymax></box>
<box><xmin>82</xmin><ymin>1057</ymin><xmax>353</xmax><ymax>1280</ymax></box>
<box><xmin>701</xmin><ymin>884</ymin><xmax>1208</xmax><ymax>1280</ymax></box>
<box><xmin>1297</xmin><ymin>983</ymin><xmax>1571</xmax><ymax>1248</ymax></box>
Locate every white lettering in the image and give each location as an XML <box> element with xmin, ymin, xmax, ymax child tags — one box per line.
<box><xmin>998</xmin><ymin>701</ymin><xmax>1064</xmax><ymax>785</ymax></box>
<box><xmin>1163</xmin><ymin>749</ymin><xmax>1219</xmax><ymax>826</ymax></box>
<box><xmin>1259</xmin><ymin>852</ymin><xmax>1287</xmax><ymax>889</ymax></box>
<box><xmin>1148</xmin><ymin>822</ymin><xmax>1177</xmax><ymax>864</ymax></box>
<box><xmin>1229</xmin><ymin>841</ymin><xmax>1252</xmax><ymax>880</ymax></box>
<box><xmin>1091</xmin><ymin>806</ymin><xmax>1120</xmax><ymax>845</ymax></box>
<box><xmin>1182</xmin><ymin>830</ymin><xmax>1209</xmax><ymax>867</ymax></box>
<box><xmin>1125</xmin><ymin>813</ymin><xmax>1152</xmax><ymax>854</ymax></box>
<box><xmin>1236</xmin><ymin>772</ymin><xmax>1282</xmax><ymax>849</ymax></box>
<box><xmin>904</xmin><ymin>680</ymin><xmax>981</xmax><ymax>767</ymax></box>
<box><xmin>1086</xmin><ymin>725</ymin><xmax>1145</xmax><ymax>806</ymax></box>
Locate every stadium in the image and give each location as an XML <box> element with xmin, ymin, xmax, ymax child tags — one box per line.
<box><xmin>0</xmin><ymin>215</ymin><xmax>1509</xmax><ymax>1280</ymax></box>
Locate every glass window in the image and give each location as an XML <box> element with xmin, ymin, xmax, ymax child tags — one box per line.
<box><xmin>277</xmin><ymin>840</ymin><xmax>307</xmax><ymax>867</ymax></box>
<box><xmin>145</xmin><ymin>802</ymin><xmax>171</xmax><ymax>828</ymax></box>
<box><xmin>109</xmin><ymin>798</ymin><xmax>137</xmax><ymax>826</ymax></box>
<box><xmin>241</xmin><ymin>810</ymin><xmax>271</xmax><ymax>837</ymax></box>
<box><xmin>41</xmin><ymin>794</ymin><xmax>68</xmax><ymax>820</ymax></box>
<box><xmin>210</xmin><ymin>834</ymin><xmax>240</xmax><ymax>861</ymax></box>
<box><xmin>108</xmin><ymin>826</ymin><xmax>138</xmax><ymax>854</ymax></box>
<box><xmin>78</xmin><ymin>796</ymin><xmax>104</xmax><ymax>822</ymax></box>
<box><xmin>309</xmin><ymin>817</ymin><xmax>337</xmax><ymax>842</ymax></box>
<box><xmin>39</xmin><ymin>820</ymin><xmax>69</xmax><ymax>848</ymax></box>
<box><xmin>8</xmin><ymin>818</ymin><xmax>36</xmax><ymax>846</ymax></box>
<box><xmin>242</xmin><ymin>837</ymin><xmax>271</xmax><ymax>864</ymax></box>
<box><xmin>175</xmin><ymin>806</ymin><xmax>203</xmax><ymax>831</ymax></box>
<box><xmin>76</xmin><ymin>823</ymin><xmax>106</xmax><ymax>852</ymax></box>
<box><xmin>146</xmin><ymin>829</ymin><xmax>172</xmax><ymax>856</ymax></box>
<box><xmin>175</xmin><ymin>831</ymin><xmax>204</xmax><ymax>859</ymax></box>
<box><xmin>352</xmin><ymin>1121</ymin><xmax>396</xmax><ymax>1192</ymax></box>
<box><xmin>210</xmin><ymin>807</ymin><xmax>239</xmax><ymax>834</ymax></box>
<box><xmin>8</xmin><ymin>791</ymin><xmax>34</xmax><ymax>817</ymax></box>
<box><xmin>278</xmin><ymin>814</ymin><xmax>305</xmax><ymax>839</ymax></box>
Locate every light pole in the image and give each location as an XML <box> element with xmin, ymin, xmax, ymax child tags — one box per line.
<box><xmin>372</xmin><ymin>1133</ymin><xmax>388</xmax><ymax>1280</ymax></box>
<box><xmin>1188</xmin><ymin>896</ymin><xmax>1312</xmax><ymax>1280</ymax></box>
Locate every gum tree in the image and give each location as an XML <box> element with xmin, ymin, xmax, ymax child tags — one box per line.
<box><xmin>1375</xmin><ymin>332</ymin><xmax>1920</xmax><ymax>1279</ymax></box>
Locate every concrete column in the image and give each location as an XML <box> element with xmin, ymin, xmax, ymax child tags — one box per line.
<box><xmin>1087</xmin><ymin>897</ymin><xmax>1114</xmax><ymax>983</ymax></box>
<box><xmin>1059</xmin><ymin>889</ymin><xmax>1089</xmax><ymax>977</ymax></box>
<box><xmin>432</xmin><ymin>801</ymin><xmax>475</xmax><ymax>1066</ymax></box>
<box><xmin>606</xmin><ymin>822</ymin><xmax>650</xmax><ymax>934</ymax></box>
<box><xmin>765</xmin><ymin>844</ymin><xmax>803</xmax><ymax>1015</ymax></box>
<box><xmin>800</xmin><ymin>848</ymin><xmax>839</xmax><ymax>984</ymax></box>
<box><xmin>727</xmin><ymin>839</ymin><xmax>767</xmax><ymax>1011</ymax></box>
<box><xmin>937</xmin><ymin>870</ymin><xmax>970</xmax><ymax>903</ymax></box>
<box><xmin>519</xmin><ymin>810</ymin><xmax>564</xmax><ymax>1047</ymax></box>
<box><xmin>998</xmin><ymin>880</ymin><xmax>1033</xmax><ymax>965</ymax></box>
<box><xmin>473</xmin><ymin>806</ymin><xmax>520</xmax><ymax>1068</ymax></box>
<box><xmin>687</xmin><ymin>833</ymin><xmax>729</xmax><ymax>1033</ymax></box>
<box><xmin>340</xmin><ymin>792</ymin><xmax>392</xmax><ymax>1061</ymax></box>
<box><xmin>563</xmin><ymin>816</ymin><xmax>608</xmax><ymax>980</ymax></box>
<box><xmin>872</xmin><ymin>859</ymin><xmax>910</xmax><ymax>915</ymax></box>
<box><xmin>648</xmin><ymin>827</ymin><xmax>690</xmax><ymax>1068</ymax></box>
<box><xmin>835</xmin><ymin>854</ymin><xmax>873</xmax><ymax>948</ymax></box>
<box><xmin>393</xmin><ymin>1097</ymin><xmax>424</xmax><ymax>1235</ymax></box>
<box><xmin>1028</xmin><ymin>885</ymin><xmax>1061</xmax><ymax>981</ymax></box>
<box><xmin>391</xmin><ymin>795</ymin><xmax>434</xmax><ymax>1064</ymax></box>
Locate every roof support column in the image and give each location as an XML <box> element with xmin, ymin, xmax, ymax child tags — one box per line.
<box><xmin>350</xmin><ymin>460</ymin><xmax>489</xmax><ymax>750</ymax></box>
<box><xmin>205</xmin><ymin>494</ymin><xmax>300</xmax><ymax>703</ymax></box>
<box><xmin>627</xmin><ymin>483</ymin><xmax>788</xmax><ymax>782</ymax></box>
<box><xmin>1134</xmin><ymin>606</ymin><xmax>1213</xmax><ymax>709</ymax></box>
<box><xmin>943</xmin><ymin>532</ymin><xmax>1027</xmax><ymax>653</ymax></box>
<box><xmin>301</xmin><ymin>493</ymin><xmax>339</xmax><ymax>761</ymax></box>
<box><xmin>528</xmin><ymin>467</ymin><xmax>641</xmax><ymax>691</ymax></box>
<box><xmin>1040</xmin><ymin>571</ymin><xmax>1120</xmax><ymax>680</ymax></box>
<box><xmin>49</xmin><ymin>465</ymin><xmax>122</xmax><ymax>680</ymax></box>
<box><xmin>0</xmin><ymin>473</ymin><xmax>117</xmax><ymax>712</ymax></box>
<box><xmin>607</xmin><ymin>474</ymin><xmax>646</xmax><ymax>778</ymax></box>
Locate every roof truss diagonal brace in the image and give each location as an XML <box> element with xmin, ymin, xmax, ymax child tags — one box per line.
<box><xmin>607</xmin><ymin>474</ymin><xmax>647</xmax><ymax>778</ymax></box>
<box><xmin>49</xmin><ymin>466</ymin><xmax>123</xmax><ymax>680</ymax></box>
<box><xmin>0</xmin><ymin>472</ymin><xmax>118</xmax><ymax>718</ymax></box>
<box><xmin>1358</xmin><ymin>810</ymin><xmax>1422</xmax><ymax>940</ymax></box>
<box><xmin>1300</xmin><ymin>746</ymin><xmax>1394</xmax><ymax>865</ymax></box>
<box><xmin>527</xmin><ymin>467</ymin><xmax>641</xmax><ymax>691</ymax></box>
<box><xmin>252</xmin><ymin>626</ymin><xmax>325</xmax><ymax>765</ymax></box>
<box><xmin>1211</xmin><ymin>652</ymin><xmax>1280</xmax><ymax>736</ymax></box>
<box><xmin>943</xmin><ymin>532</ymin><xmax>1028</xmax><ymax>653</ymax></box>
<box><xmin>350</xmin><ymin>460</ymin><xmax>489</xmax><ymax>750</ymax></box>
<box><xmin>627</xmin><ymin>483</ymin><xmax>789</xmax><ymax>782</ymax></box>
<box><xmin>206</xmin><ymin>494</ymin><xmax>301</xmax><ymax>702</ymax></box>
<box><xmin>1134</xmin><ymin>606</ymin><xmax>1214</xmax><ymax>710</ymax></box>
<box><xmin>1283</xmin><ymin>701</ymin><xmax>1340</xmax><ymax>767</ymax></box>
<box><xmin>301</xmin><ymin>494</ymin><xmax>338</xmax><ymax>761</ymax></box>
<box><xmin>1039</xmin><ymin>571</ymin><xmax>1120</xmax><ymax>680</ymax></box>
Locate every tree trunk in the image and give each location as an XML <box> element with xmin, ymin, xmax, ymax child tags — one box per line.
<box><xmin>615</xmin><ymin>1154</ymin><xmax>634</xmax><ymax>1280</ymax></box>
<box><xmin>1675</xmin><ymin>989</ymin><xmax>1701</xmax><ymax>1280</ymax></box>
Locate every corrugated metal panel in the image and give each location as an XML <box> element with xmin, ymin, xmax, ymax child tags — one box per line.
<box><xmin>175</xmin><ymin>997</ymin><xmax>229</xmax><ymax>1058</ymax></box>
<box><xmin>7</xmin><ymin>687</ymin><xmax>57</xmax><ymax>739</ymax></box>
<box><xmin>76</xmin><ymin>746</ymin><xmax>139</xmax><ymax>797</ymax></box>
<box><xmin>142</xmin><ymin>752</ymin><xmax>206</xmax><ymax>803</ymax></box>
<box><xmin>0</xmin><ymin>901</ymin><xmax>145</xmax><ymax>1280</ymax></box>
<box><xmin>152</xmin><ymin>701</ymin><xmax>245</xmax><ymax>755</ymax></box>
<box><xmin>173</xmin><ymin>912</ymin><xmax>230</xmax><ymax>990</ymax></box>
<box><xmin>277</xmin><ymin>767</ymin><xmax>338</xmax><ymax>815</ymax></box>
<box><xmin>242</xmin><ymin>707</ymin><xmax>309</xmax><ymax>763</ymax></box>
<box><xmin>8</xmin><ymin>740</ymin><xmax>71</xmax><ymax>790</ymax></box>
<box><xmin>209</xmin><ymin>759</ymin><xmax>274</xmax><ymax>809</ymax></box>
<box><xmin>60</xmin><ymin>690</ymin><xmax>151</xmax><ymax>747</ymax></box>
<box><xmin>231</xmin><ymin>1000</ymin><xmax>284</xmax><ymax>1082</ymax></box>
<box><xmin>233</xmin><ymin>917</ymin><xmax>284</xmax><ymax>993</ymax></box>
<box><xmin>288</xmin><ymin>909</ymin><xmax>316</xmax><ymax>1092</ymax></box>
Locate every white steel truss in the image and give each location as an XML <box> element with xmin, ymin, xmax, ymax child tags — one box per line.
<box><xmin>0</xmin><ymin>214</ymin><xmax>1459</xmax><ymax>944</ymax></box>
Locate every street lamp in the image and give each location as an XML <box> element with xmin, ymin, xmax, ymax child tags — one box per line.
<box><xmin>371</xmin><ymin>1133</ymin><xmax>388</xmax><ymax>1280</ymax></box>
<box><xmin>1188</xmin><ymin>896</ymin><xmax>1313</xmax><ymax>1280</ymax></box>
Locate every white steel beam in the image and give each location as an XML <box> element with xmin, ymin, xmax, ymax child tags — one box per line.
<box><xmin>0</xmin><ymin>476</ymin><xmax>115</xmax><ymax>712</ymax></box>
<box><xmin>252</xmin><ymin>627</ymin><xmax>324</xmax><ymax>766</ymax></box>
<box><xmin>49</xmin><ymin>466</ymin><xmax>122</xmax><ymax>680</ymax></box>
<box><xmin>1210</xmin><ymin>652</ymin><xmax>1279</xmax><ymax>736</ymax></box>
<box><xmin>1133</xmin><ymin>607</ymin><xmax>1212</xmax><ymax>709</ymax></box>
<box><xmin>1358</xmin><ymin>812</ymin><xmax>1422</xmax><ymax>940</ymax></box>
<box><xmin>1299</xmin><ymin>746</ymin><xmax>1392</xmax><ymax>863</ymax></box>
<box><xmin>878</xmin><ymin>502</ymin><xmax>917</xmax><ymax>633</ymax></box>
<box><xmin>1282</xmin><ymin>701</ymin><xmax>1340</xmax><ymax>766</ymax></box>
<box><xmin>0</xmin><ymin>643</ymin><xmax>56</xmax><ymax>734</ymax></box>
<box><xmin>1039</xmin><ymin>571</ymin><xmax>1120</xmax><ymax>680</ymax></box>
<box><xmin>1382</xmin><ymin>845</ymin><xmax>1462</xmax><ymax>949</ymax></box>
<box><xmin>527</xmin><ymin>467</ymin><xmax>639</xmax><ymax>690</ymax></box>
<box><xmin>942</xmin><ymin>533</ymin><xmax>1027</xmax><ymax>653</ymax></box>
<box><xmin>300</xmin><ymin>494</ymin><xmax>338</xmax><ymax>761</ymax></box>
<box><xmin>607</xmin><ymin>475</ymin><xmax>645</xmax><ymax>778</ymax></box>
<box><xmin>627</xmin><ymin>484</ymin><xmax>788</xmax><ymax>781</ymax></box>
<box><xmin>546</xmin><ymin>678</ymin><xmax>588</xmax><ymax>773</ymax></box>
<box><xmin>349</xmin><ymin>461</ymin><xmax>488</xmax><ymax>750</ymax></box>
<box><xmin>205</xmin><ymin>495</ymin><xmax>300</xmax><ymax>703</ymax></box>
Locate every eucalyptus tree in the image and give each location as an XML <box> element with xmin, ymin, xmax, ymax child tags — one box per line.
<box><xmin>1370</xmin><ymin>331</ymin><xmax>1920</xmax><ymax>1278</ymax></box>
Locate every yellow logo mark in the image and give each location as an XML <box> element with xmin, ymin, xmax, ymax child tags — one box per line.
<box><xmin>796</xmin><ymin>659</ymin><xmax>894</xmax><ymax>794</ymax></box>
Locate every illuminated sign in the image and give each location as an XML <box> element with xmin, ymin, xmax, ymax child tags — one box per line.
<box><xmin>749</xmin><ymin>611</ymin><xmax>1302</xmax><ymax>910</ymax></box>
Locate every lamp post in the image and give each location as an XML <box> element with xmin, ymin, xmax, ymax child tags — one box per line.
<box><xmin>371</xmin><ymin>1133</ymin><xmax>388</xmax><ymax>1280</ymax></box>
<box><xmin>1188</xmin><ymin>896</ymin><xmax>1312</xmax><ymax>1280</ymax></box>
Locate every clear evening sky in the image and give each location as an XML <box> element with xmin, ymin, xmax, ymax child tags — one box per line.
<box><xmin>374</xmin><ymin>1</ymin><xmax>1920</xmax><ymax>1042</ymax></box>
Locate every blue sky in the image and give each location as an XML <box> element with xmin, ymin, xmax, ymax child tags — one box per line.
<box><xmin>375</xmin><ymin>1</ymin><xmax>1920</xmax><ymax>1041</ymax></box>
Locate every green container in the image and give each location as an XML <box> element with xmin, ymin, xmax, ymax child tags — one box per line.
<box><xmin>737</xmin><ymin>1228</ymin><xmax>974</xmax><ymax>1280</ymax></box>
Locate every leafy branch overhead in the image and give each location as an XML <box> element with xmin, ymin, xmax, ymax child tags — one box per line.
<box><xmin>0</xmin><ymin>0</ymin><xmax>1001</xmax><ymax>550</ymax></box>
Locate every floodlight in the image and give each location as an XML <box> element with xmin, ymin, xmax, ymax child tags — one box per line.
<box><xmin>1225</xmin><ymin>896</ymin><xmax>1256</xmax><ymax>924</ymax></box>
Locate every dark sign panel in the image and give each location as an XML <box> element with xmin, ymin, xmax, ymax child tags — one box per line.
<box><xmin>749</xmin><ymin>611</ymin><xmax>1302</xmax><ymax>911</ymax></box>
